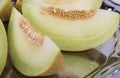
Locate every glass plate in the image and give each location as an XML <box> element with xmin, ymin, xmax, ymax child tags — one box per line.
<box><xmin>1</xmin><ymin>49</ymin><xmax>106</xmax><ymax>78</ymax></box>
<box><xmin>0</xmin><ymin>0</ymin><xmax>120</xmax><ymax>78</ymax></box>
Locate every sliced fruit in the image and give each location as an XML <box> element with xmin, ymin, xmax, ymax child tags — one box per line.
<box><xmin>8</xmin><ymin>8</ymin><xmax>64</xmax><ymax>76</ymax></box>
<box><xmin>1</xmin><ymin>49</ymin><xmax>103</xmax><ymax>78</ymax></box>
<box><xmin>22</xmin><ymin>3</ymin><xmax>120</xmax><ymax>51</ymax></box>
<box><xmin>0</xmin><ymin>0</ymin><xmax>12</xmax><ymax>21</ymax></box>
<box><xmin>0</xmin><ymin>19</ymin><xmax>8</xmax><ymax>74</ymax></box>
<box><xmin>15</xmin><ymin>0</ymin><xmax>22</xmax><ymax>13</ymax></box>
<box><xmin>59</xmin><ymin>52</ymin><xmax>99</xmax><ymax>78</ymax></box>
<box><xmin>16</xmin><ymin>0</ymin><xmax>103</xmax><ymax>14</ymax></box>
<box><xmin>23</xmin><ymin>0</ymin><xmax>103</xmax><ymax>10</ymax></box>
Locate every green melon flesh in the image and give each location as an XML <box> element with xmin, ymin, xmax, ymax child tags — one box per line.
<box><xmin>8</xmin><ymin>8</ymin><xmax>64</xmax><ymax>76</ymax></box>
<box><xmin>22</xmin><ymin>3</ymin><xmax>120</xmax><ymax>51</ymax></box>
<box><xmin>23</xmin><ymin>0</ymin><xmax>103</xmax><ymax>10</ymax></box>
<box><xmin>0</xmin><ymin>19</ymin><xmax>8</xmax><ymax>74</ymax></box>
<box><xmin>16</xmin><ymin>0</ymin><xmax>102</xmax><ymax>15</ymax></box>
<box><xmin>59</xmin><ymin>52</ymin><xmax>99</xmax><ymax>78</ymax></box>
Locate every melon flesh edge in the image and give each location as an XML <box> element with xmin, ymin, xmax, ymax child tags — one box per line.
<box><xmin>0</xmin><ymin>19</ymin><xmax>8</xmax><ymax>74</ymax></box>
<box><xmin>23</xmin><ymin>0</ymin><xmax>103</xmax><ymax>10</ymax></box>
<box><xmin>8</xmin><ymin>8</ymin><xmax>61</xmax><ymax>76</ymax></box>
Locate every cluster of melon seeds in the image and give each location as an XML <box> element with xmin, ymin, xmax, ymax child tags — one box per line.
<box><xmin>44</xmin><ymin>0</ymin><xmax>79</xmax><ymax>4</ymax></box>
<box><xmin>19</xmin><ymin>17</ymin><xmax>44</xmax><ymax>46</ymax></box>
<box><xmin>41</xmin><ymin>7</ymin><xmax>96</xmax><ymax>20</ymax></box>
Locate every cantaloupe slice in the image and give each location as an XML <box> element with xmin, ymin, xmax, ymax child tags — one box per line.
<box><xmin>8</xmin><ymin>8</ymin><xmax>64</xmax><ymax>76</ymax></box>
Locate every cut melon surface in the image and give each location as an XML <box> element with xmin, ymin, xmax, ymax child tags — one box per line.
<box><xmin>8</xmin><ymin>8</ymin><xmax>64</xmax><ymax>76</ymax></box>
<box><xmin>0</xmin><ymin>0</ymin><xmax>12</xmax><ymax>21</ymax></box>
<box><xmin>22</xmin><ymin>3</ymin><xmax>120</xmax><ymax>51</ymax></box>
<box><xmin>16</xmin><ymin>0</ymin><xmax>102</xmax><ymax>14</ymax></box>
<box><xmin>23</xmin><ymin>0</ymin><xmax>103</xmax><ymax>10</ymax></box>
<box><xmin>0</xmin><ymin>19</ymin><xmax>8</xmax><ymax>74</ymax></box>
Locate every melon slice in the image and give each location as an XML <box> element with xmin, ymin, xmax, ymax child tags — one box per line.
<box><xmin>0</xmin><ymin>19</ymin><xmax>8</xmax><ymax>74</ymax></box>
<box><xmin>0</xmin><ymin>0</ymin><xmax>12</xmax><ymax>21</ymax></box>
<box><xmin>60</xmin><ymin>52</ymin><xmax>99</xmax><ymax>78</ymax></box>
<box><xmin>23</xmin><ymin>0</ymin><xmax>103</xmax><ymax>10</ymax></box>
<box><xmin>8</xmin><ymin>8</ymin><xmax>64</xmax><ymax>76</ymax></box>
<box><xmin>16</xmin><ymin>0</ymin><xmax>103</xmax><ymax>14</ymax></box>
<box><xmin>22</xmin><ymin>3</ymin><xmax>120</xmax><ymax>51</ymax></box>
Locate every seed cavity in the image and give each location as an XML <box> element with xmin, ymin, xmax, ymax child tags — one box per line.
<box><xmin>40</xmin><ymin>7</ymin><xmax>96</xmax><ymax>20</ymax></box>
<box><xmin>44</xmin><ymin>0</ymin><xmax>79</xmax><ymax>4</ymax></box>
<box><xmin>19</xmin><ymin>17</ymin><xmax>44</xmax><ymax>46</ymax></box>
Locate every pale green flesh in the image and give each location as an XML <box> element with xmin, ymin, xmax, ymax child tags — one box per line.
<box><xmin>0</xmin><ymin>19</ymin><xmax>7</xmax><ymax>74</ymax></box>
<box><xmin>23</xmin><ymin>0</ymin><xmax>102</xmax><ymax>10</ymax></box>
<box><xmin>22</xmin><ymin>4</ymin><xmax>119</xmax><ymax>51</ymax></box>
<box><xmin>60</xmin><ymin>53</ymin><xmax>99</xmax><ymax>78</ymax></box>
<box><xmin>8</xmin><ymin>8</ymin><xmax>60</xmax><ymax>76</ymax></box>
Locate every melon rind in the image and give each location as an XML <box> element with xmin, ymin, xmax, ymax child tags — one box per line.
<box><xmin>0</xmin><ymin>0</ymin><xmax>12</xmax><ymax>21</ymax></box>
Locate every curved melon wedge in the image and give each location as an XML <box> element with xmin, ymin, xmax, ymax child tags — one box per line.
<box><xmin>16</xmin><ymin>0</ymin><xmax>103</xmax><ymax>14</ymax></box>
<box><xmin>23</xmin><ymin>0</ymin><xmax>103</xmax><ymax>10</ymax></box>
<box><xmin>22</xmin><ymin>4</ymin><xmax>120</xmax><ymax>51</ymax></box>
<box><xmin>8</xmin><ymin>8</ymin><xmax>64</xmax><ymax>76</ymax></box>
<box><xmin>0</xmin><ymin>0</ymin><xmax>12</xmax><ymax>21</ymax></box>
<box><xmin>0</xmin><ymin>19</ymin><xmax>8</xmax><ymax>74</ymax></box>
